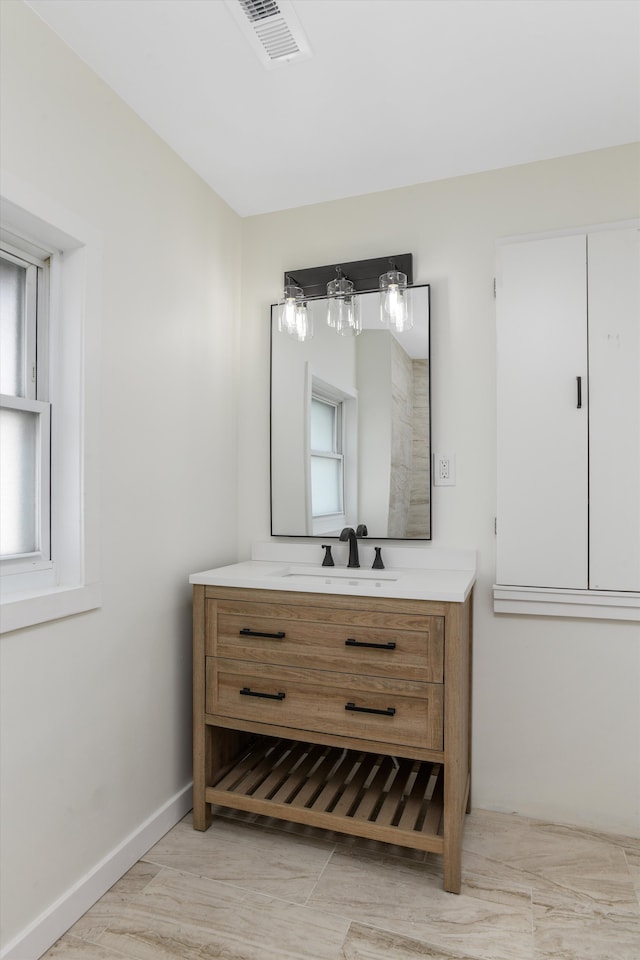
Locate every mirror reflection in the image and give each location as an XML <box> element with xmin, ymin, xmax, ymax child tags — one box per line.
<box><xmin>270</xmin><ymin>284</ymin><xmax>430</xmax><ymax>539</ymax></box>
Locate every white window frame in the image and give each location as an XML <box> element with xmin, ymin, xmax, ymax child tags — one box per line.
<box><xmin>310</xmin><ymin>394</ymin><xmax>344</xmax><ymax>519</ymax></box>
<box><xmin>305</xmin><ymin>369</ymin><xmax>358</xmax><ymax>536</ymax></box>
<box><xmin>0</xmin><ymin>175</ymin><xmax>101</xmax><ymax>633</ymax></box>
<box><xmin>1</xmin><ymin>240</ymin><xmax>52</xmax><ymax>572</ymax></box>
<box><xmin>0</xmin><ymin>394</ymin><xmax>52</xmax><ymax>571</ymax></box>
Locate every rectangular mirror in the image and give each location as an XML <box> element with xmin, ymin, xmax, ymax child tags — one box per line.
<box><xmin>271</xmin><ymin>284</ymin><xmax>431</xmax><ymax>539</ymax></box>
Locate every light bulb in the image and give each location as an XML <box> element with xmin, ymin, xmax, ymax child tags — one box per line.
<box><xmin>337</xmin><ymin>295</ymin><xmax>361</xmax><ymax>337</ymax></box>
<box><xmin>327</xmin><ymin>275</ymin><xmax>361</xmax><ymax>336</ymax></box>
<box><xmin>278</xmin><ymin>284</ymin><xmax>312</xmax><ymax>340</ymax></box>
<box><xmin>379</xmin><ymin>269</ymin><xmax>413</xmax><ymax>332</ymax></box>
<box><xmin>293</xmin><ymin>301</ymin><xmax>312</xmax><ymax>341</ymax></box>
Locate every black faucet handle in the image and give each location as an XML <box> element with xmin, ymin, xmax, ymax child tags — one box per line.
<box><xmin>356</xmin><ymin>524</ymin><xmax>368</xmax><ymax>537</ymax></box>
<box><xmin>372</xmin><ymin>546</ymin><xmax>385</xmax><ymax>569</ymax></box>
<box><xmin>321</xmin><ymin>544</ymin><xmax>335</xmax><ymax>567</ymax></box>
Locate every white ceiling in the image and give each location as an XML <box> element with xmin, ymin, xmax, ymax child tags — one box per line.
<box><xmin>25</xmin><ymin>0</ymin><xmax>640</xmax><ymax>217</ymax></box>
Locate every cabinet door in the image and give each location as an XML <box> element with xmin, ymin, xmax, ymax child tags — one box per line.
<box><xmin>588</xmin><ymin>227</ymin><xmax>640</xmax><ymax>591</ymax></box>
<box><xmin>496</xmin><ymin>235</ymin><xmax>588</xmax><ymax>588</ymax></box>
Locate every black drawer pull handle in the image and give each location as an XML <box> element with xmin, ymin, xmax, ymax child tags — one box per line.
<box><xmin>345</xmin><ymin>701</ymin><xmax>396</xmax><ymax>717</ymax></box>
<box><xmin>576</xmin><ymin>375</ymin><xmax>583</xmax><ymax>409</ymax></box>
<box><xmin>239</xmin><ymin>628</ymin><xmax>286</xmax><ymax>639</ymax></box>
<box><xmin>240</xmin><ymin>687</ymin><xmax>285</xmax><ymax>701</ymax></box>
<box><xmin>345</xmin><ymin>638</ymin><xmax>396</xmax><ymax>650</ymax></box>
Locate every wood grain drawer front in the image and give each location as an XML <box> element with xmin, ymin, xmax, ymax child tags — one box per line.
<box><xmin>207</xmin><ymin>599</ymin><xmax>444</xmax><ymax>683</ymax></box>
<box><xmin>206</xmin><ymin>659</ymin><xmax>444</xmax><ymax>751</ymax></box>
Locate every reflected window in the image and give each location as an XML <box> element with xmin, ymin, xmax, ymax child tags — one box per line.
<box><xmin>310</xmin><ymin>395</ymin><xmax>343</xmax><ymax>518</ymax></box>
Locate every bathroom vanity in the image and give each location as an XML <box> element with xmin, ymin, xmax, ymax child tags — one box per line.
<box><xmin>190</xmin><ymin>544</ymin><xmax>475</xmax><ymax>893</ymax></box>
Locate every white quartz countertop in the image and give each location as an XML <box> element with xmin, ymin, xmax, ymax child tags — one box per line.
<box><xmin>189</xmin><ymin>544</ymin><xmax>476</xmax><ymax>603</ymax></box>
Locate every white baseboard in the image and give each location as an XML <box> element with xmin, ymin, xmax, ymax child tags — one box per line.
<box><xmin>1</xmin><ymin>782</ymin><xmax>193</xmax><ymax>960</ymax></box>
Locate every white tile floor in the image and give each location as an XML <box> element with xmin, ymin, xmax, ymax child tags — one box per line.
<box><xmin>42</xmin><ymin>806</ymin><xmax>640</xmax><ymax>959</ymax></box>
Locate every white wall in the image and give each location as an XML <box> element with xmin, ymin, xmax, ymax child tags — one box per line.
<box><xmin>238</xmin><ymin>144</ymin><xmax>640</xmax><ymax>837</ymax></box>
<box><xmin>0</xmin><ymin>2</ymin><xmax>241</xmax><ymax>953</ymax></box>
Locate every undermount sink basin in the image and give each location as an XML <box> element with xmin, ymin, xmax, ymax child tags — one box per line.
<box><xmin>280</xmin><ymin>565</ymin><xmax>397</xmax><ymax>583</ymax></box>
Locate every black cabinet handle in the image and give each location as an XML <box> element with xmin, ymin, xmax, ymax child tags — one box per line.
<box><xmin>240</xmin><ymin>687</ymin><xmax>285</xmax><ymax>701</ymax></box>
<box><xmin>239</xmin><ymin>628</ymin><xmax>285</xmax><ymax>639</ymax></box>
<box><xmin>576</xmin><ymin>376</ymin><xmax>582</xmax><ymax>409</ymax></box>
<box><xmin>345</xmin><ymin>701</ymin><xmax>396</xmax><ymax>717</ymax></box>
<box><xmin>345</xmin><ymin>638</ymin><xmax>396</xmax><ymax>650</ymax></box>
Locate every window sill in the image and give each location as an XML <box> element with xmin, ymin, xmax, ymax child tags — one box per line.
<box><xmin>493</xmin><ymin>584</ymin><xmax>640</xmax><ymax>622</ymax></box>
<box><xmin>0</xmin><ymin>582</ymin><xmax>101</xmax><ymax>633</ymax></box>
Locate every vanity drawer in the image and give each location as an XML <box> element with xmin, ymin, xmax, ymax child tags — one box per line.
<box><xmin>206</xmin><ymin>658</ymin><xmax>444</xmax><ymax>751</ymax></box>
<box><xmin>206</xmin><ymin>598</ymin><xmax>444</xmax><ymax>683</ymax></box>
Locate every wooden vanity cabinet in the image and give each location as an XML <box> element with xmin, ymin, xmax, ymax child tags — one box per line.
<box><xmin>192</xmin><ymin>585</ymin><xmax>473</xmax><ymax>894</ymax></box>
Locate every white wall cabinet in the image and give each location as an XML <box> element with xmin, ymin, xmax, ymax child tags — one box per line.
<box><xmin>495</xmin><ymin>224</ymin><xmax>640</xmax><ymax>619</ymax></box>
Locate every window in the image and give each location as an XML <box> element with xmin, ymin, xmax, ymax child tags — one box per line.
<box><xmin>306</xmin><ymin>373</ymin><xmax>358</xmax><ymax>536</ymax></box>
<box><xmin>0</xmin><ymin>185</ymin><xmax>101</xmax><ymax>633</ymax></box>
<box><xmin>310</xmin><ymin>395</ymin><xmax>344</xmax><ymax>518</ymax></box>
<box><xmin>1</xmin><ymin>240</ymin><xmax>51</xmax><ymax>571</ymax></box>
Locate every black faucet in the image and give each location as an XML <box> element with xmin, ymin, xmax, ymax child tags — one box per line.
<box><xmin>339</xmin><ymin>524</ymin><xmax>368</xmax><ymax>568</ymax></box>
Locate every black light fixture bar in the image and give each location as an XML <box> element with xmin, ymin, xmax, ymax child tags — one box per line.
<box><xmin>284</xmin><ymin>254</ymin><xmax>413</xmax><ymax>299</ymax></box>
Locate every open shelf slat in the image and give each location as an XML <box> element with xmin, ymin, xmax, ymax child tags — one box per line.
<box><xmin>206</xmin><ymin>735</ymin><xmax>444</xmax><ymax>854</ymax></box>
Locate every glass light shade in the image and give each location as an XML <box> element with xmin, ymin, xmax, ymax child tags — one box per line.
<box><xmin>327</xmin><ymin>276</ymin><xmax>361</xmax><ymax>337</ymax></box>
<box><xmin>379</xmin><ymin>269</ymin><xmax>414</xmax><ymax>332</ymax></box>
<box><xmin>277</xmin><ymin>284</ymin><xmax>312</xmax><ymax>341</ymax></box>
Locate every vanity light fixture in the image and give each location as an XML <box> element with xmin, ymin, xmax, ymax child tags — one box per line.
<box><xmin>277</xmin><ymin>277</ymin><xmax>312</xmax><ymax>341</ymax></box>
<box><xmin>379</xmin><ymin>262</ymin><xmax>414</xmax><ymax>332</ymax></box>
<box><xmin>278</xmin><ymin>254</ymin><xmax>413</xmax><ymax>343</ymax></box>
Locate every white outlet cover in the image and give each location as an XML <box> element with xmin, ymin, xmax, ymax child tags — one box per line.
<box><xmin>434</xmin><ymin>453</ymin><xmax>456</xmax><ymax>486</ymax></box>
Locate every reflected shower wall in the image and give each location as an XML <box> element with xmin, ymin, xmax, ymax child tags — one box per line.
<box><xmin>388</xmin><ymin>345</ymin><xmax>430</xmax><ymax>538</ymax></box>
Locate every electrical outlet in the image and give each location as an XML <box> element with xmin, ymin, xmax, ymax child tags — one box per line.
<box><xmin>434</xmin><ymin>453</ymin><xmax>456</xmax><ymax>486</ymax></box>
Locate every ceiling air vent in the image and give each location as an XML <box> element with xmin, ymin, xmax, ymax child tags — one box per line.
<box><xmin>224</xmin><ymin>0</ymin><xmax>312</xmax><ymax>69</ymax></box>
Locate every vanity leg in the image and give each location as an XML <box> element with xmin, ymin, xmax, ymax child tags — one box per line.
<box><xmin>193</xmin><ymin>725</ymin><xmax>213</xmax><ymax>831</ymax></box>
<box><xmin>442</xmin><ymin>596</ymin><xmax>472</xmax><ymax>894</ymax></box>
<box><xmin>192</xmin><ymin>585</ymin><xmax>211</xmax><ymax>831</ymax></box>
<box><xmin>443</xmin><ymin>745</ymin><xmax>463</xmax><ymax>893</ymax></box>
<box><xmin>466</xmin><ymin>596</ymin><xmax>474</xmax><ymax>815</ymax></box>
<box><xmin>443</xmin><ymin>832</ymin><xmax>462</xmax><ymax>894</ymax></box>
